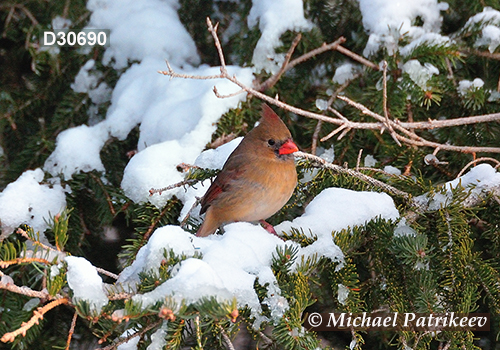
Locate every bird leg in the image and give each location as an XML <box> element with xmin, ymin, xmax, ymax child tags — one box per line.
<box><xmin>259</xmin><ymin>220</ymin><xmax>279</xmax><ymax>237</ymax></box>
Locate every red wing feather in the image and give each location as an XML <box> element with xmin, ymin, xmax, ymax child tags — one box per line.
<box><xmin>199</xmin><ymin>168</ymin><xmax>241</xmax><ymax>214</ymax></box>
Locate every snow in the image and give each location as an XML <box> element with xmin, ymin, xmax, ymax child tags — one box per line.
<box><xmin>358</xmin><ymin>0</ymin><xmax>449</xmax><ymax>56</ymax></box>
<box><xmin>71</xmin><ymin>59</ymin><xmax>112</xmax><ymax>106</ymax></box>
<box><xmin>462</xmin><ymin>7</ymin><xmax>500</xmax><ymax>53</ymax></box>
<box><xmin>394</xmin><ymin>218</ymin><xmax>417</xmax><ymax>237</ymax></box>
<box><xmin>364</xmin><ymin>154</ymin><xmax>377</xmax><ymax>167</ymax></box>
<box><xmin>276</xmin><ymin>187</ymin><xmax>399</xmax><ymax>239</ymax></box>
<box><xmin>147</xmin><ymin>322</ymin><xmax>168</xmax><ymax>350</ymax></box>
<box><xmin>52</xmin><ymin>15</ymin><xmax>72</xmax><ymax>30</ymax></box>
<box><xmin>457</xmin><ymin>78</ymin><xmax>485</xmax><ymax>96</ymax></box>
<box><xmin>65</xmin><ymin>256</ymin><xmax>108</xmax><ymax>313</ymax></box>
<box><xmin>248</xmin><ymin>0</ymin><xmax>312</xmax><ymax>73</ymax></box>
<box><xmin>119</xmin><ymin>185</ymin><xmax>400</xmax><ymax>329</ymax></box>
<box><xmin>119</xmin><ymin>223</ymin><xmax>291</xmax><ymax>328</ymax></box>
<box><xmin>332</xmin><ymin>63</ymin><xmax>359</xmax><ymax>85</ymax></box>
<box><xmin>315</xmin><ymin>99</ymin><xmax>328</xmax><ymax>111</ymax></box>
<box><xmin>337</xmin><ymin>284</ymin><xmax>349</xmax><ymax>305</ymax></box>
<box><xmin>86</xmin><ymin>0</ymin><xmax>200</xmax><ymax>69</ymax></box>
<box><xmin>402</xmin><ymin>60</ymin><xmax>439</xmax><ymax>90</ymax></box>
<box><xmin>414</xmin><ymin>164</ymin><xmax>500</xmax><ymax>210</ymax></box>
<box><xmin>446</xmin><ymin>163</ymin><xmax>500</xmax><ymax>191</ymax></box>
<box><xmin>399</xmin><ymin>32</ymin><xmax>451</xmax><ymax>56</ymax></box>
<box><xmin>22</xmin><ymin>298</ymin><xmax>40</xmax><ymax>311</ymax></box>
<box><xmin>44</xmin><ymin>124</ymin><xmax>109</xmax><ymax>179</ymax></box>
<box><xmin>194</xmin><ymin>137</ymin><xmax>243</xmax><ymax>170</ymax></box>
<box><xmin>117</xmin><ymin>333</ymin><xmax>139</xmax><ymax>350</ymax></box>
<box><xmin>0</xmin><ymin>169</ymin><xmax>66</xmax><ymax>239</ymax></box>
<box><xmin>462</xmin><ymin>7</ymin><xmax>500</xmax><ymax>30</ymax></box>
<box><xmin>384</xmin><ymin>165</ymin><xmax>401</xmax><ymax>176</ymax></box>
<box><xmin>478</xmin><ymin>25</ymin><xmax>500</xmax><ymax>53</ymax></box>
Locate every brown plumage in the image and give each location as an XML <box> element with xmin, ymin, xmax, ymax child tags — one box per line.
<box><xmin>196</xmin><ymin>104</ymin><xmax>298</xmax><ymax>237</ymax></box>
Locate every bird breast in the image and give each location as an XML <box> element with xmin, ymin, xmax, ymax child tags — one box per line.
<box><xmin>219</xmin><ymin>157</ymin><xmax>297</xmax><ymax>223</ymax></box>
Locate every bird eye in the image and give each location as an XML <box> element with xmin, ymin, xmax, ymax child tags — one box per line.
<box><xmin>267</xmin><ymin>139</ymin><xmax>276</xmax><ymax>146</ymax></box>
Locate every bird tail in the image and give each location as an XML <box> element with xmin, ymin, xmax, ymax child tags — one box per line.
<box><xmin>195</xmin><ymin>212</ymin><xmax>219</xmax><ymax>237</ymax></box>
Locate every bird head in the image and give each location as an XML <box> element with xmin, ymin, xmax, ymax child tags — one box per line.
<box><xmin>247</xmin><ymin>104</ymin><xmax>299</xmax><ymax>160</ymax></box>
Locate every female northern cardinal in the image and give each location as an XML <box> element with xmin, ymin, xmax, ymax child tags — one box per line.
<box><xmin>196</xmin><ymin>104</ymin><xmax>298</xmax><ymax>237</ymax></box>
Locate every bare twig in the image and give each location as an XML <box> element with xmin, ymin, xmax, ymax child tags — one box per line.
<box><xmin>65</xmin><ymin>311</ymin><xmax>78</xmax><ymax>350</ymax></box>
<box><xmin>150</xmin><ymin>179</ymin><xmax>199</xmax><ymax>196</ymax></box>
<box><xmin>180</xmin><ymin>197</ymin><xmax>202</xmax><ymax>228</ymax></box>
<box><xmin>0</xmin><ymin>279</ymin><xmax>54</xmax><ymax>299</ymax></box>
<box><xmin>382</xmin><ymin>61</ymin><xmax>402</xmax><ymax>146</ymax></box>
<box><xmin>213</xmin><ymin>86</ymin><xmax>245</xmax><ymax>99</ymax></box>
<box><xmin>356</xmin><ymin>149</ymin><xmax>363</xmax><ymax>171</ymax></box>
<box><xmin>455</xmin><ymin>157</ymin><xmax>500</xmax><ymax>178</ymax></box>
<box><xmin>0</xmin><ymin>257</ymin><xmax>51</xmax><ymax>268</ymax></box>
<box><xmin>195</xmin><ymin>315</ymin><xmax>203</xmax><ymax>350</ymax></box>
<box><xmin>311</xmin><ymin>120</ymin><xmax>323</xmax><ymax>155</ymax></box>
<box><xmin>218</xmin><ymin>325</ymin><xmax>235</xmax><ymax>350</ymax></box>
<box><xmin>295</xmin><ymin>151</ymin><xmax>410</xmax><ymax>199</ymax></box>
<box><xmin>335</xmin><ymin>44</ymin><xmax>380</xmax><ymax>71</ymax></box>
<box><xmin>1</xmin><ymin>298</ymin><xmax>69</xmax><ymax>343</ymax></box>
<box><xmin>96</xmin><ymin>267</ymin><xmax>119</xmax><ymax>280</ymax></box>
<box><xmin>159</xmin><ymin>17</ymin><xmax>500</xmax><ymax>158</ymax></box>
<box><xmin>96</xmin><ymin>320</ymin><xmax>162</xmax><ymax>350</ymax></box>
<box><xmin>258</xmin><ymin>33</ymin><xmax>302</xmax><ymax>91</ymax></box>
<box><xmin>286</xmin><ymin>37</ymin><xmax>346</xmax><ymax>70</ymax></box>
<box><xmin>312</xmin><ymin>75</ymin><xmax>359</xmax><ymax>153</ymax></box>
<box><xmin>159</xmin><ymin>60</ymin><xmax>224</xmax><ymax>80</ymax></box>
<box><xmin>338</xmin><ymin>95</ymin><xmax>500</xmax><ymax>154</ymax></box>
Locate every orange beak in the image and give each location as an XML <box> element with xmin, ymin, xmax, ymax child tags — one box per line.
<box><xmin>279</xmin><ymin>139</ymin><xmax>299</xmax><ymax>155</ymax></box>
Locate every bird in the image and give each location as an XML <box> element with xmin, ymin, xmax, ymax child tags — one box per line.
<box><xmin>196</xmin><ymin>104</ymin><xmax>298</xmax><ymax>237</ymax></box>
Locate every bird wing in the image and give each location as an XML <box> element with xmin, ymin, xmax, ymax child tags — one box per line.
<box><xmin>199</xmin><ymin>165</ymin><xmax>242</xmax><ymax>215</ymax></box>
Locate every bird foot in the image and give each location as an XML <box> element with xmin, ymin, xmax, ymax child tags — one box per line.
<box><xmin>259</xmin><ymin>220</ymin><xmax>282</xmax><ymax>239</ymax></box>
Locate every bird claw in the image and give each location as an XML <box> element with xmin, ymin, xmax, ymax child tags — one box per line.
<box><xmin>259</xmin><ymin>220</ymin><xmax>283</xmax><ymax>240</ymax></box>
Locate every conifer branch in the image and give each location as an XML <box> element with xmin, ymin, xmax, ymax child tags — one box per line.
<box><xmin>16</xmin><ymin>227</ymin><xmax>60</xmax><ymax>253</ymax></box>
<box><xmin>96</xmin><ymin>267</ymin><xmax>119</xmax><ymax>280</ymax></box>
<box><xmin>149</xmin><ymin>178</ymin><xmax>199</xmax><ymax>196</ymax></box>
<box><xmin>65</xmin><ymin>311</ymin><xmax>78</xmax><ymax>350</ymax></box>
<box><xmin>96</xmin><ymin>320</ymin><xmax>162</xmax><ymax>350</ymax></box>
<box><xmin>295</xmin><ymin>151</ymin><xmax>410</xmax><ymax>199</ymax></box>
<box><xmin>0</xmin><ymin>277</ymin><xmax>54</xmax><ymax>299</ymax></box>
<box><xmin>218</xmin><ymin>324</ymin><xmax>236</xmax><ymax>350</ymax></box>
<box><xmin>0</xmin><ymin>257</ymin><xmax>51</xmax><ymax>268</ymax></box>
<box><xmin>90</xmin><ymin>173</ymin><xmax>116</xmax><ymax>216</ymax></box>
<box><xmin>195</xmin><ymin>315</ymin><xmax>204</xmax><ymax>350</ymax></box>
<box><xmin>1</xmin><ymin>298</ymin><xmax>69</xmax><ymax>343</ymax></box>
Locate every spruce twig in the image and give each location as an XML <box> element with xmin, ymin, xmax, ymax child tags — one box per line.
<box><xmin>0</xmin><ymin>276</ymin><xmax>58</xmax><ymax>299</ymax></box>
<box><xmin>1</xmin><ymin>298</ymin><xmax>69</xmax><ymax>343</ymax></box>
<box><xmin>96</xmin><ymin>320</ymin><xmax>162</xmax><ymax>350</ymax></box>
<box><xmin>65</xmin><ymin>312</ymin><xmax>78</xmax><ymax>350</ymax></box>
<box><xmin>295</xmin><ymin>151</ymin><xmax>410</xmax><ymax>199</ymax></box>
<box><xmin>218</xmin><ymin>324</ymin><xmax>235</xmax><ymax>350</ymax></box>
